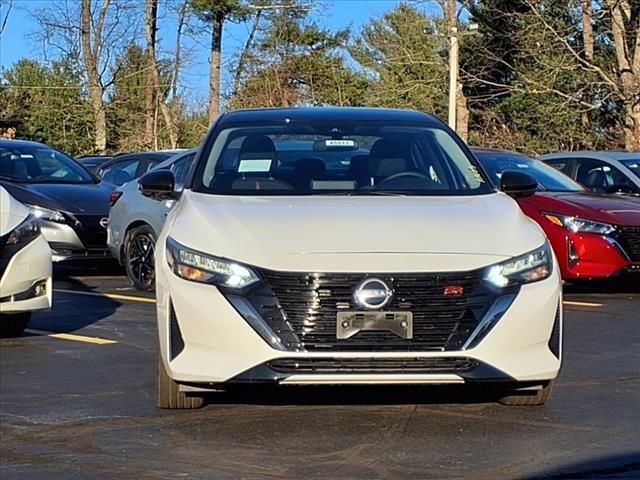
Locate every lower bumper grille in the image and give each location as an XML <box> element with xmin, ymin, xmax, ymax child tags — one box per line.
<box><xmin>71</xmin><ymin>215</ymin><xmax>108</xmax><ymax>248</ymax></box>
<box><xmin>240</xmin><ymin>269</ymin><xmax>505</xmax><ymax>353</ymax></box>
<box><xmin>269</xmin><ymin>357</ymin><xmax>479</xmax><ymax>374</ymax></box>
<box><xmin>617</xmin><ymin>227</ymin><xmax>640</xmax><ymax>262</ymax></box>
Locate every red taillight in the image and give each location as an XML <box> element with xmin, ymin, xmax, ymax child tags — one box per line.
<box><xmin>109</xmin><ymin>191</ymin><xmax>123</xmax><ymax>206</ymax></box>
<box><xmin>444</xmin><ymin>285</ymin><xmax>464</xmax><ymax>296</ymax></box>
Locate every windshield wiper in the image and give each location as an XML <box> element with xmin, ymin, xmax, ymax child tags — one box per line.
<box><xmin>0</xmin><ymin>175</ymin><xmax>26</xmax><ymax>183</ymax></box>
<box><xmin>319</xmin><ymin>190</ymin><xmax>407</xmax><ymax>197</ymax></box>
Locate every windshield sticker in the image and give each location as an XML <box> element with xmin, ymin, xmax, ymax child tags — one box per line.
<box><xmin>468</xmin><ymin>165</ymin><xmax>485</xmax><ymax>183</ymax></box>
<box><xmin>326</xmin><ymin>139</ymin><xmax>356</xmax><ymax>147</ymax></box>
<box><xmin>238</xmin><ymin>159</ymin><xmax>272</xmax><ymax>173</ymax></box>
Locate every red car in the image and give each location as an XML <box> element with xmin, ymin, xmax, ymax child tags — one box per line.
<box><xmin>473</xmin><ymin>148</ymin><xmax>640</xmax><ymax>280</ymax></box>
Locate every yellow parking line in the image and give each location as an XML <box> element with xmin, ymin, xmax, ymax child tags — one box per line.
<box><xmin>26</xmin><ymin>329</ymin><xmax>117</xmax><ymax>345</ymax></box>
<box><xmin>563</xmin><ymin>300</ymin><xmax>604</xmax><ymax>308</ymax></box>
<box><xmin>54</xmin><ymin>289</ymin><xmax>156</xmax><ymax>304</ymax></box>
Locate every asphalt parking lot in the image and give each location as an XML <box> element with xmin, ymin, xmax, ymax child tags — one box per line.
<box><xmin>1</xmin><ymin>264</ymin><xmax>639</xmax><ymax>480</ymax></box>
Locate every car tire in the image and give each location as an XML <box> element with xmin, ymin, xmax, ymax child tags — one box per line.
<box><xmin>497</xmin><ymin>380</ymin><xmax>555</xmax><ymax>406</ymax></box>
<box><xmin>0</xmin><ymin>312</ymin><xmax>31</xmax><ymax>337</ymax></box>
<box><xmin>156</xmin><ymin>346</ymin><xmax>204</xmax><ymax>409</ymax></box>
<box><xmin>124</xmin><ymin>225</ymin><xmax>156</xmax><ymax>291</ymax></box>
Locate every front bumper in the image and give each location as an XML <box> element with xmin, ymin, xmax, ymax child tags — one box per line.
<box><xmin>39</xmin><ymin>220</ymin><xmax>111</xmax><ymax>262</ymax></box>
<box><xmin>0</xmin><ymin>235</ymin><xmax>52</xmax><ymax>313</ymax></box>
<box><xmin>156</xmin><ymin>253</ymin><xmax>563</xmax><ymax>387</ymax></box>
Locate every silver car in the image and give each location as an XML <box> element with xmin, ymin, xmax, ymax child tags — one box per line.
<box><xmin>540</xmin><ymin>151</ymin><xmax>640</xmax><ymax>196</ymax></box>
<box><xmin>107</xmin><ymin>149</ymin><xmax>197</xmax><ymax>290</ymax></box>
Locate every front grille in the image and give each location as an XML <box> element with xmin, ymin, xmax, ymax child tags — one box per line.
<box><xmin>269</xmin><ymin>357</ymin><xmax>479</xmax><ymax>374</ymax></box>
<box><xmin>617</xmin><ymin>227</ymin><xmax>640</xmax><ymax>262</ymax></box>
<box><xmin>72</xmin><ymin>214</ymin><xmax>108</xmax><ymax>249</ymax></box>
<box><xmin>244</xmin><ymin>269</ymin><xmax>501</xmax><ymax>352</ymax></box>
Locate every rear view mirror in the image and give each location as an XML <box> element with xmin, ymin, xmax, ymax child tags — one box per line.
<box><xmin>500</xmin><ymin>170</ymin><xmax>538</xmax><ymax>198</ymax></box>
<box><xmin>139</xmin><ymin>170</ymin><xmax>177</xmax><ymax>200</ymax></box>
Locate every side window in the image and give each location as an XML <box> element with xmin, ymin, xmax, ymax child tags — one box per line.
<box><xmin>170</xmin><ymin>153</ymin><xmax>196</xmax><ymax>190</ymax></box>
<box><xmin>144</xmin><ymin>158</ymin><xmax>165</xmax><ymax>174</ymax></box>
<box><xmin>545</xmin><ymin>158</ymin><xmax>571</xmax><ymax>175</ymax></box>
<box><xmin>99</xmin><ymin>159</ymin><xmax>140</xmax><ymax>186</ymax></box>
<box><xmin>574</xmin><ymin>158</ymin><xmax>612</xmax><ymax>193</ymax></box>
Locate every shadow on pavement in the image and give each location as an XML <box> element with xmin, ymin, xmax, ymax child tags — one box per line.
<box><xmin>194</xmin><ymin>383</ymin><xmax>520</xmax><ymax>407</ymax></box>
<box><xmin>564</xmin><ymin>275</ymin><xmax>640</xmax><ymax>295</ymax></box>
<box><xmin>521</xmin><ymin>452</ymin><xmax>640</xmax><ymax>479</ymax></box>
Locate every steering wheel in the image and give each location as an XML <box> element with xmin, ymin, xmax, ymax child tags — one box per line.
<box><xmin>378</xmin><ymin>171</ymin><xmax>432</xmax><ymax>187</ymax></box>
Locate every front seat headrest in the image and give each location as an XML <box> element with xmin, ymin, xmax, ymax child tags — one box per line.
<box><xmin>583</xmin><ymin>169</ymin><xmax>608</xmax><ymax>190</ymax></box>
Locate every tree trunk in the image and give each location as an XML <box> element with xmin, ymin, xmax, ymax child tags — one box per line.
<box><xmin>171</xmin><ymin>1</ymin><xmax>188</xmax><ymax>100</ymax></box>
<box><xmin>208</xmin><ymin>12</ymin><xmax>224</xmax><ymax>125</ymax></box>
<box><xmin>80</xmin><ymin>0</ymin><xmax>107</xmax><ymax>154</ymax></box>
<box><xmin>624</xmin><ymin>99</ymin><xmax>640</xmax><ymax>151</ymax></box>
<box><xmin>233</xmin><ymin>10</ymin><xmax>261</xmax><ymax>97</ymax></box>
<box><xmin>456</xmin><ymin>88</ymin><xmax>470</xmax><ymax>141</ymax></box>
<box><xmin>144</xmin><ymin>0</ymin><xmax>158</xmax><ymax>149</ymax></box>
<box><xmin>582</xmin><ymin>0</ymin><xmax>594</xmax><ymax>61</ymax></box>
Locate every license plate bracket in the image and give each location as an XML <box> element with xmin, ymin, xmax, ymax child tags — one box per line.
<box><xmin>336</xmin><ymin>311</ymin><xmax>413</xmax><ymax>339</ymax></box>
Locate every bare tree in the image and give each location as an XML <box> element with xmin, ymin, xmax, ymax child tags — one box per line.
<box><xmin>144</xmin><ymin>0</ymin><xmax>158</xmax><ymax>148</ymax></box>
<box><xmin>145</xmin><ymin>0</ymin><xmax>179</xmax><ymax>148</ymax></box>
<box><xmin>0</xmin><ymin>0</ymin><xmax>13</xmax><ymax>37</ymax></box>
<box><xmin>32</xmin><ymin>0</ymin><xmax>139</xmax><ymax>153</ymax></box>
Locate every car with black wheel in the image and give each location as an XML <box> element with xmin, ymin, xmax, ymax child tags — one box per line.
<box><xmin>0</xmin><ymin>139</ymin><xmax>115</xmax><ymax>262</ymax></box>
<box><xmin>0</xmin><ymin>187</ymin><xmax>52</xmax><ymax>337</ymax></box>
<box><xmin>95</xmin><ymin>151</ymin><xmax>183</xmax><ymax>187</ymax></box>
<box><xmin>107</xmin><ymin>149</ymin><xmax>198</xmax><ymax>290</ymax></box>
<box><xmin>138</xmin><ymin>107</ymin><xmax>563</xmax><ymax>409</ymax></box>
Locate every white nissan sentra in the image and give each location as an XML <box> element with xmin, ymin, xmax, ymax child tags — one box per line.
<box><xmin>139</xmin><ymin>108</ymin><xmax>562</xmax><ymax>409</ymax></box>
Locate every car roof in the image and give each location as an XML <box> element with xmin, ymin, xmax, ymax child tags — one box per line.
<box><xmin>0</xmin><ymin>139</ymin><xmax>56</xmax><ymax>149</ymax></box>
<box><xmin>107</xmin><ymin>151</ymin><xmax>176</xmax><ymax>162</ymax></box>
<box><xmin>151</xmin><ymin>148</ymin><xmax>199</xmax><ymax>171</ymax></box>
<box><xmin>470</xmin><ymin>147</ymin><xmax>532</xmax><ymax>157</ymax></box>
<box><xmin>219</xmin><ymin>107</ymin><xmax>444</xmax><ymax>126</ymax></box>
<box><xmin>539</xmin><ymin>151</ymin><xmax>639</xmax><ymax>162</ymax></box>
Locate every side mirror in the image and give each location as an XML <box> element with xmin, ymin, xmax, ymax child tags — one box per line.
<box><xmin>139</xmin><ymin>170</ymin><xmax>177</xmax><ymax>200</ymax></box>
<box><xmin>500</xmin><ymin>170</ymin><xmax>538</xmax><ymax>198</ymax></box>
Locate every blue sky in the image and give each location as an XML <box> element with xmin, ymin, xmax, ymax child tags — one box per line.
<box><xmin>0</xmin><ymin>1</ymin><xmax>435</xmax><ymax>104</ymax></box>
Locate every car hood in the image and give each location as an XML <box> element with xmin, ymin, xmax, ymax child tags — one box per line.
<box><xmin>521</xmin><ymin>192</ymin><xmax>640</xmax><ymax>226</ymax></box>
<box><xmin>0</xmin><ymin>181</ymin><xmax>114</xmax><ymax>215</ymax></box>
<box><xmin>167</xmin><ymin>191</ymin><xmax>547</xmax><ymax>271</ymax></box>
<box><xmin>0</xmin><ymin>187</ymin><xmax>29</xmax><ymax>235</ymax></box>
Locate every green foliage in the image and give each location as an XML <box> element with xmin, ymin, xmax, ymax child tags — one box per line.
<box><xmin>231</xmin><ymin>1</ymin><xmax>368</xmax><ymax>108</ymax></box>
<box><xmin>350</xmin><ymin>4</ymin><xmax>448</xmax><ymax>116</ymax></box>
<box><xmin>0</xmin><ymin>59</ymin><xmax>94</xmax><ymax>156</ymax></box>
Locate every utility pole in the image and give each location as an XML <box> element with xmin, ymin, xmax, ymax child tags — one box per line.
<box><xmin>445</xmin><ymin>23</ymin><xmax>478</xmax><ymax>133</ymax></box>
<box><xmin>448</xmin><ymin>27</ymin><xmax>459</xmax><ymax>130</ymax></box>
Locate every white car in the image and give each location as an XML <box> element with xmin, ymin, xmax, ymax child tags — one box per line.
<box><xmin>140</xmin><ymin>108</ymin><xmax>562</xmax><ymax>409</ymax></box>
<box><xmin>107</xmin><ymin>149</ymin><xmax>197</xmax><ymax>290</ymax></box>
<box><xmin>0</xmin><ymin>187</ymin><xmax>52</xmax><ymax>336</ymax></box>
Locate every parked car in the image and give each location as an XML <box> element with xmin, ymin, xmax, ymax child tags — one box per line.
<box><xmin>473</xmin><ymin>148</ymin><xmax>640</xmax><ymax>280</ymax></box>
<box><xmin>0</xmin><ymin>139</ymin><xmax>114</xmax><ymax>262</ymax></box>
<box><xmin>95</xmin><ymin>150</ymin><xmax>182</xmax><ymax>186</ymax></box>
<box><xmin>540</xmin><ymin>151</ymin><xmax>640</xmax><ymax>196</ymax></box>
<box><xmin>0</xmin><ymin>187</ymin><xmax>52</xmax><ymax>336</ymax></box>
<box><xmin>140</xmin><ymin>107</ymin><xmax>562</xmax><ymax>409</ymax></box>
<box><xmin>76</xmin><ymin>155</ymin><xmax>113</xmax><ymax>174</ymax></box>
<box><xmin>107</xmin><ymin>149</ymin><xmax>198</xmax><ymax>290</ymax></box>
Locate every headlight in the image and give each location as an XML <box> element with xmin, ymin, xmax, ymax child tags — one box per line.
<box><xmin>165</xmin><ymin>237</ymin><xmax>260</xmax><ymax>289</ymax></box>
<box><xmin>4</xmin><ymin>215</ymin><xmax>41</xmax><ymax>248</ymax></box>
<box><xmin>543</xmin><ymin>213</ymin><xmax>616</xmax><ymax>235</ymax></box>
<box><xmin>28</xmin><ymin>205</ymin><xmax>66</xmax><ymax>223</ymax></box>
<box><xmin>484</xmin><ymin>243</ymin><xmax>553</xmax><ymax>288</ymax></box>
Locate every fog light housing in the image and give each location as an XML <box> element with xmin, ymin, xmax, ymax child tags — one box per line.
<box><xmin>567</xmin><ymin>239</ymin><xmax>580</xmax><ymax>268</ymax></box>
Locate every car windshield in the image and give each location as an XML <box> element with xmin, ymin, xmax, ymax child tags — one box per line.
<box><xmin>0</xmin><ymin>143</ymin><xmax>94</xmax><ymax>184</ymax></box>
<box><xmin>194</xmin><ymin>122</ymin><xmax>491</xmax><ymax>196</ymax></box>
<box><xmin>619</xmin><ymin>159</ymin><xmax>640</xmax><ymax>179</ymax></box>
<box><xmin>475</xmin><ymin>151</ymin><xmax>584</xmax><ymax>192</ymax></box>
